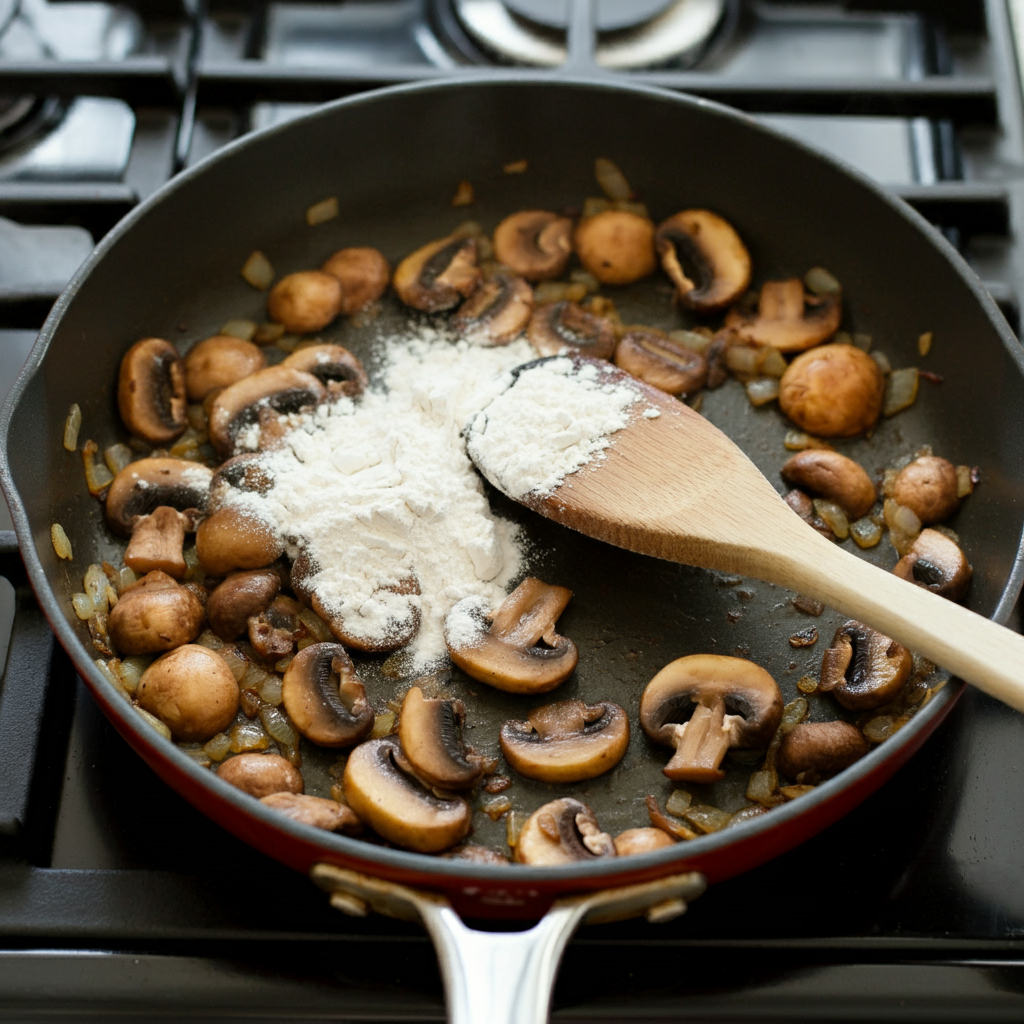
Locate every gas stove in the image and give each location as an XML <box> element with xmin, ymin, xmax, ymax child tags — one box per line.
<box><xmin>1</xmin><ymin>1</ymin><xmax>1024</xmax><ymax>1020</ymax></box>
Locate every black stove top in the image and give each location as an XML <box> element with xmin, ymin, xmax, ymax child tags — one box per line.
<box><xmin>2</xmin><ymin>0</ymin><xmax>1024</xmax><ymax>1019</ymax></box>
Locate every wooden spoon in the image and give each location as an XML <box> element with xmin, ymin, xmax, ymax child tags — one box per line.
<box><xmin>470</xmin><ymin>359</ymin><xmax>1024</xmax><ymax>713</ymax></box>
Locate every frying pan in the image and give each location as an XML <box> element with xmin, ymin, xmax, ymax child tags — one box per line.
<box><xmin>3</xmin><ymin>78</ymin><xmax>1024</xmax><ymax>1024</ymax></box>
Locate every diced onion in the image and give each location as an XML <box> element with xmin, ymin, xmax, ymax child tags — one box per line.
<box><xmin>784</xmin><ymin>430</ymin><xmax>831</xmax><ymax>452</ymax></box>
<box><xmin>759</xmin><ymin>347</ymin><xmax>787</xmax><ymax>378</ymax></box>
<box><xmin>863</xmin><ymin>716</ymin><xmax>896</xmax><ymax>743</ymax></box>
<box><xmin>746</xmin><ymin>769</ymin><xmax>778</xmax><ymax>805</ymax></box>
<box><xmin>230</xmin><ymin>719</ymin><xmax>270</xmax><ymax>753</ymax></box>
<box><xmin>956</xmin><ymin>464</ymin><xmax>974</xmax><ymax>498</ymax></box>
<box><xmin>81</xmin><ymin>440</ymin><xmax>114</xmax><ymax>496</ymax></box>
<box><xmin>503</xmin><ymin>159</ymin><xmax>528</xmax><ymax>174</ymax></box>
<box><xmin>253</xmin><ymin>322</ymin><xmax>286</xmax><ymax>346</ymax></box>
<box><xmin>84</xmin><ymin>563</ymin><xmax>109</xmax><ymax>612</ymax></box>
<box><xmin>669</xmin><ymin>329</ymin><xmax>712</xmax><ymax>354</ymax></box>
<box><xmin>51</xmin><ymin>523</ymin><xmax>72</xmax><ymax>560</ymax></box>
<box><xmin>681</xmin><ymin>803</ymin><xmax>732</xmax><ymax>834</ymax></box>
<box><xmin>781</xmin><ymin>697</ymin><xmax>809</xmax><ymax>731</ymax></box>
<box><xmin>665</xmin><ymin>789</ymin><xmax>692</xmax><ymax>816</ymax></box>
<box><xmin>221</xmin><ymin>318</ymin><xmax>257</xmax><ymax>341</ymax></box>
<box><xmin>370</xmin><ymin>711</ymin><xmax>396</xmax><ymax>739</ymax></box>
<box><xmin>871</xmin><ymin>350</ymin><xmax>893</xmax><ymax>375</ymax></box>
<box><xmin>203</xmin><ymin>732</ymin><xmax>232</xmax><ymax>761</ymax></box>
<box><xmin>298</xmin><ymin>607</ymin><xmax>333</xmax><ymax>642</ymax></box>
<box><xmin>259</xmin><ymin>704</ymin><xmax>298</xmax><ymax>748</ymax></box>
<box><xmin>568</xmin><ymin>269</ymin><xmax>600</xmax><ymax>293</ymax></box>
<box><xmin>116</xmin><ymin>656</ymin><xmax>150</xmax><ymax>693</ymax></box>
<box><xmin>918</xmin><ymin>331</ymin><xmax>933</xmax><ymax>356</ymax></box>
<box><xmin>241</xmin><ymin>251</ymin><xmax>274</xmax><ymax>290</ymax></box>
<box><xmin>534</xmin><ymin>281</ymin><xmax>588</xmax><ymax>304</ymax></box>
<box><xmin>745</xmin><ymin>378</ymin><xmax>780</xmax><ymax>406</ymax></box>
<box><xmin>780</xmin><ymin>784</ymin><xmax>816</xmax><ymax>800</ymax></box>
<box><xmin>136</xmin><ymin>706</ymin><xmax>172</xmax><ymax>740</ymax></box>
<box><xmin>852</xmin><ymin>332</ymin><xmax>873</xmax><ymax>352</ymax></box>
<box><xmin>595</xmin><ymin>157</ymin><xmax>633</xmax><ymax>201</ymax></box>
<box><xmin>506</xmin><ymin>810</ymin><xmax>524</xmax><ymax>849</ymax></box>
<box><xmin>813</xmin><ymin>498</ymin><xmax>849</xmax><ymax>539</ymax></box>
<box><xmin>850</xmin><ymin>516</ymin><xmax>883</xmax><ymax>549</ymax></box>
<box><xmin>883</xmin><ymin>367</ymin><xmax>919</xmax><ymax>416</ymax></box>
<box><xmin>63</xmin><ymin>404</ymin><xmax>81</xmax><ymax>451</ymax></box>
<box><xmin>103</xmin><ymin>443</ymin><xmax>132</xmax><ymax>475</ymax></box>
<box><xmin>581</xmin><ymin>196</ymin><xmax>612</xmax><ymax>219</ymax></box>
<box><xmin>482</xmin><ymin>796</ymin><xmax>512</xmax><ymax>820</ymax></box>
<box><xmin>451</xmin><ymin>180</ymin><xmax>474</xmax><ymax>206</ymax></box>
<box><xmin>259</xmin><ymin>673</ymin><xmax>283</xmax><ymax>705</ymax></box>
<box><xmin>725</xmin><ymin>344</ymin><xmax>761</xmax><ymax>375</ymax></box>
<box><xmin>797</xmin><ymin>675</ymin><xmax>819</xmax><ymax>694</ymax></box>
<box><xmin>803</xmin><ymin>266</ymin><xmax>841</xmax><ymax>296</ymax></box>
<box><xmin>72</xmin><ymin>592</ymin><xmax>94</xmax><ymax>619</ymax></box>
<box><xmin>306</xmin><ymin>196</ymin><xmax>339</xmax><ymax>226</ymax></box>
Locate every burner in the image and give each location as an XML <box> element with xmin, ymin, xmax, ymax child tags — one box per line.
<box><xmin>446</xmin><ymin>0</ymin><xmax>728</xmax><ymax>69</ymax></box>
<box><xmin>0</xmin><ymin>95</ymin><xmax>64</xmax><ymax>158</ymax></box>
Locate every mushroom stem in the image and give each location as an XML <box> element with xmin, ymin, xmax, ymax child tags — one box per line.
<box><xmin>662</xmin><ymin>699</ymin><xmax>732</xmax><ymax>782</ymax></box>
<box><xmin>489</xmin><ymin>577</ymin><xmax>571</xmax><ymax>646</ymax></box>
<box><xmin>123</xmin><ymin>505</ymin><xmax>191</xmax><ymax>579</ymax></box>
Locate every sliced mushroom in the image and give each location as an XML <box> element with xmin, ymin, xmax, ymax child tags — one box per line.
<box><xmin>819</xmin><ymin>621</ymin><xmax>912</xmax><ymax>710</ymax></box>
<box><xmin>117</xmin><ymin>337</ymin><xmax>188</xmax><ymax>444</ymax></box>
<box><xmin>783</xmin><ymin>488</ymin><xmax>836</xmax><ymax>541</ymax></box>
<box><xmin>107</xmin><ymin>569</ymin><xmax>204</xmax><ymax>655</ymax></box>
<box><xmin>499</xmin><ymin>699</ymin><xmax>629</xmax><ymax>783</ymax></box>
<box><xmin>320</xmin><ymin>246</ymin><xmax>390</xmax><ymax>314</ymax></box>
<box><xmin>779</xmin><ymin>343</ymin><xmax>885</xmax><ymax>438</ymax></box>
<box><xmin>343</xmin><ymin>736</ymin><xmax>472</xmax><ymax>853</ymax></box>
<box><xmin>106</xmin><ymin>457</ymin><xmax>213</xmax><ymax>537</ymax></box>
<box><xmin>195</xmin><ymin>506</ymin><xmax>283</xmax><ymax>577</ymax></box>
<box><xmin>781</xmin><ymin>449</ymin><xmax>876</xmax><ymax>519</ymax></box>
<box><xmin>574</xmin><ymin>209</ymin><xmax>656</xmax><ymax>286</ymax></box>
<box><xmin>392</xmin><ymin>234</ymin><xmax>480</xmax><ymax>312</ymax></box>
<box><xmin>444</xmin><ymin>579</ymin><xmax>578</xmax><ymax>693</ymax></box>
<box><xmin>121</xmin><ymin>504</ymin><xmax>195</xmax><ymax>579</ymax></box>
<box><xmin>207</xmin><ymin>365</ymin><xmax>327</xmax><ymax>458</ymax></box>
<box><xmin>280</xmin><ymin>343</ymin><xmax>369</xmax><ymax>399</ymax></box>
<box><xmin>183</xmin><ymin>335</ymin><xmax>266</xmax><ymax>402</ymax></box>
<box><xmin>892</xmin><ymin>455</ymin><xmax>960</xmax><ymax>525</ymax></box>
<box><xmin>725</xmin><ymin>278</ymin><xmax>841</xmax><ymax>352</ymax></box>
<box><xmin>136</xmin><ymin>643</ymin><xmax>240</xmax><ymax>742</ymax></box>
<box><xmin>249</xmin><ymin>595</ymin><xmax>306</xmax><ymax>659</ymax></box>
<box><xmin>310</xmin><ymin>576</ymin><xmax>421</xmax><ymax>654</ymax></box>
<box><xmin>639</xmin><ymin>654</ymin><xmax>783</xmax><ymax>783</ymax></box>
<box><xmin>776</xmin><ymin>721</ymin><xmax>870</xmax><ymax>781</ymax></box>
<box><xmin>613</xmin><ymin>327</ymin><xmax>708</xmax><ymax>396</ymax></box>
<box><xmin>397</xmin><ymin>685</ymin><xmax>488</xmax><ymax>789</ymax></box>
<box><xmin>281</xmin><ymin>641</ymin><xmax>374</xmax><ymax>747</ymax></box>
<box><xmin>614</xmin><ymin>827</ymin><xmax>677</xmax><ymax>856</ymax></box>
<box><xmin>218</xmin><ymin>751</ymin><xmax>303</xmax><ymax>797</ymax></box>
<box><xmin>893</xmin><ymin>527</ymin><xmax>972</xmax><ymax>601</ymax></box>
<box><xmin>655</xmin><ymin>209</ymin><xmax>751</xmax><ymax>312</ymax></box>
<box><xmin>206</xmin><ymin>569</ymin><xmax>281</xmax><ymax>641</ymax></box>
<box><xmin>514</xmin><ymin>798</ymin><xmax>616</xmax><ymax>865</ymax></box>
<box><xmin>452</xmin><ymin>272</ymin><xmax>533</xmax><ymax>346</ymax></box>
<box><xmin>492</xmin><ymin>210</ymin><xmax>573</xmax><ymax>281</ymax></box>
<box><xmin>526</xmin><ymin>301</ymin><xmax>617</xmax><ymax>360</ymax></box>
<box><xmin>267</xmin><ymin>270</ymin><xmax>344</xmax><ymax>333</ymax></box>
<box><xmin>260</xmin><ymin>792</ymin><xmax>361</xmax><ymax>833</ymax></box>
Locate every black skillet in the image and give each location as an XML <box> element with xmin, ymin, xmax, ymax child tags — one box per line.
<box><xmin>2</xmin><ymin>78</ymin><xmax>1024</xmax><ymax>1022</ymax></box>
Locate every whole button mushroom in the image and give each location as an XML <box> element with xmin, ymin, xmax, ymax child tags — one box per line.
<box><xmin>574</xmin><ymin>209</ymin><xmax>656</xmax><ymax>286</ymax></box>
<box><xmin>217</xmin><ymin>752</ymin><xmax>303</xmax><ymax>798</ymax></box>
<box><xmin>655</xmin><ymin>209</ymin><xmax>751</xmax><ymax>312</ymax></box>
<box><xmin>281</xmin><ymin>641</ymin><xmax>374</xmax><ymax>748</ymax></box>
<box><xmin>117</xmin><ymin>337</ymin><xmax>188</xmax><ymax>444</ymax></box>
<box><xmin>893</xmin><ymin>528</ymin><xmax>972</xmax><ymax>601</ymax></box>
<box><xmin>195</xmin><ymin>506</ymin><xmax>283</xmax><ymax>577</ymax></box>
<box><xmin>891</xmin><ymin>455</ymin><xmax>960</xmax><ymax>525</ymax></box>
<box><xmin>499</xmin><ymin>699</ymin><xmax>629</xmax><ymax>784</ymax></box>
<box><xmin>614</xmin><ymin>827</ymin><xmax>676</xmax><ymax>857</ymax></box>
<box><xmin>260</xmin><ymin>792</ymin><xmax>361</xmax><ymax>833</ymax></box>
<box><xmin>725</xmin><ymin>278</ymin><xmax>841</xmax><ymax>352</ymax></box>
<box><xmin>267</xmin><ymin>270</ymin><xmax>344</xmax><ymax>334</ymax></box>
<box><xmin>781</xmin><ymin>449</ymin><xmax>877</xmax><ymax>520</ymax></box>
<box><xmin>107</xmin><ymin>570</ymin><xmax>204</xmax><ymax>655</ymax></box>
<box><xmin>452</xmin><ymin>273</ymin><xmax>534</xmax><ymax>346</ymax></box>
<box><xmin>514</xmin><ymin>798</ymin><xmax>617</xmax><ymax>865</ymax></box>
<box><xmin>640</xmin><ymin>654</ymin><xmax>783</xmax><ymax>783</ymax></box>
<box><xmin>392</xmin><ymin>233</ymin><xmax>480</xmax><ymax>312</ymax></box>
<box><xmin>779</xmin><ymin>343</ymin><xmax>885</xmax><ymax>438</ymax></box>
<box><xmin>343</xmin><ymin>736</ymin><xmax>472</xmax><ymax>853</ymax></box>
<box><xmin>527</xmin><ymin>301</ymin><xmax>618</xmax><ymax>361</ymax></box>
<box><xmin>397</xmin><ymin>686</ymin><xmax>489</xmax><ymax>790</ymax></box>
<box><xmin>320</xmin><ymin>246</ymin><xmax>390</xmax><ymax>314</ymax></box>
<box><xmin>136</xmin><ymin>643</ymin><xmax>240</xmax><ymax>742</ymax></box>
<box><xmin>206</xmin><ymin>569</ymin><xmax>282</xmax><ymax>641</ymax></box>
<box><xmin>183</xmin><ymin>335</ymin><xmax>266</xmax><ymax>402</ymax></box>
<box><xmin>614</xmin><ymin>328</ymin><xmax>708</xmax><ymax>396</ymax></box>
<box><xmin>819</xmin><ymin>621</ymin><xmax>912</xmax><ymax>710</ymax></box>
<box><xmin>777</xmin><ymin>720</ymin><xmax>870</xmax><ymax>781</ymax></box>
<box><xmin>492</xmin><ymin>210</ymin><xmax>573</xmax><ymax>282</ymax></box>
<box><xmin>281</xmin><ymin>343</ymin><xmax>369</xmax><ymax>399</ymax></box>
<box><xmin>444</xmin><ymin>578</ymin><xmax>578</xmax><ymax>694</ymax></box>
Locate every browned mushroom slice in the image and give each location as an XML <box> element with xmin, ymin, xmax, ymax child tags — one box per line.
<box><xmin>639</xmin><ymin>654</ymin><xmax>783</xmax><ymax>783</ymax></box>
<box><xmin>574</xmin><ymin>209</ymin><xmax>656</xmax><ymax>286</ymax></box>
<box><xmin>781</xmin><ymin>449</ymin><xmax>876</xmax><ymax>520</ymax></box>
<box><xmin>118</xmin><ymin>337</ymin><xmax>188</xmax><ymax>444</ymax></box>
<box><xmin>392</xmin><ymin>234</ymin><xmax>480</xmax><ymax>312</ymax></box>
<box><xmin>492</xmin><ymin>210</ymin><xmax>573</xmax><ymax>281</ymax></box>
<box><xmin>195</xmin><ymin>506</ymin><xmax>283</xmax><ymax>577</ymax></box>
<box><xmin>444</xmin><ymin>578</ymin><xmax>578</xmax><ymax>694</ymax></box>
<box><xmin>655</xmin><ymin>210</ymin><xmax>751</xmax><ymax>312</ymax></box>
<box><xmin>614</xmin><ymin>827</ymin><xmax>677</xmax><ymax>856</ymax></box>
<box><xmin>452</xmin><ymin>273</ymin><xmax>534</xmax><ymax>346</ymax></box>
<box><xmin>527</xmin><ymin>301</ymin><xmax>617</xmax><ymax>360</ymax></box>
<box><xmin>207</xmin><ymin>366</ymin><xmax>328</xmax><ymax>459</ymax></box>
<box><xmin>218</xmin><ymin>752</ymin><xmax>304</xmax><ymax>798</ymax></box>
<box><xmin>248</xmin><ymin>594</ymin><xmax>306</xmax><ymax>659</ymax></box>
<box><xmin>260</xmin><ymin>792</ymin><xmax>361</xmax><ymax>833</ymax></box>
<box><xmin>725</xmin><ymin>278</ymin><xmax>841</xmax><ymax>352</ymax></box>
<box><xmin>819</xmin><ymin>621</ymin><xmax>912</xmax><ymax>710</ymax></box>
<box><xmin>183</xmin><ymin>335</ymin><xmax>267</xmax><ymax>402</ymax></box>
<box><xmin>209</xmin><ymin>453</ymin><xmax>275</xmax><ymax>506</ymax></box>
<box><xmin>281</xmin><ymin>641</ymin><xmax>374</xmax><ymax>747</ymax></box>
<box><xmin>207</xmin><ymin>569</ymin><xmax>282</xmax><ymax>641</ymax></box>
<box><xmin>320</xmin><ymin>246</ymin><xmax>390</xmax><ymax>314</ymax></box>
<box><xmin>499</xmin><ymin>699</ymin><xmax>629</xmax><ymax>783</ymax></box>
<box><xmin>343</xmin><ymin>736</ymin><xmax>472</xmax><ymax>853</ymax></box>
<box><xmin>613</xmin><ymin>328</ymin><xmax>708</xmax><ymax>396</ymax></box>
<box><xmin>514</xmin><ymin>798</ymin><xmax>616</xmax><ymax>865</ymax></box>
<box><xmin>397</xmin><ymin>685</ymin><xmax>489</xmax><ymax>790</ymax></box>
<box><xmin>281</xmin><ymin>343</ymin><xmax>369</xmax><ymax>399</ymax></box>
<box><xmin>893</xmin><ymin>528</ymin><xmax>972</xmax><ymax>601</ymax></box>
<box><xmin>107</xmin><ymin>569</ymin><xmax>205</xmax><ymax>655</ymax></box>
<box><xmin>783</xmin><ymin>489</ymin><xmax>836</xmax><ymax>542</ymax></box>
<box><xmin>891</xmin><ymin>455</ymin><xmax>960</xmax><ymax>525</ymax></box>
<box><xmin>776</xmin><ymin>720</ymin><xmax>870</xmax><ymax>781</ymax></box>
<box><xmin>267</xmin><ymin>270</ymin><xmax>344</xmax><ymax>334</ymax></box>
<box><xmin>310</xmin><ymin>576</ymin><xmax>421</xmax><ymax>654</ymax></box>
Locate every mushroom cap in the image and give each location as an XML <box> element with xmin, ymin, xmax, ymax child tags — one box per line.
<box><xmin>613</xmin><ymin>328</ymin><xmax>708</xmax><ymax>396</ymax></box>
<box><xmin>397</xmin><ymin>685</ymin><xmax>488</xmax><ymax>790</ymax></box>
<box><xmin>499</xmin><ymin>699</ymin><xmax>629</xmax><ymax>784</ymax></box>
<box><xmin>452</xmin><ymin>273</ymin><xmax>534</xmax><ymax>346</ymax></box>
<box><xmin>107</xmin><ymin>569</ymin><xmax>205</xmax><ymax>655</ymax></box>
<box><xmin>183</xmin><ymin>334</ymin><xmax>267</xmax><ymax>402</ymax></box>
<box><xmin>267</xmin><ymin>270</ymin><xmax>344</xmax><ymax>334</ymax></box>
<box><xmin>343</xmin><ymin>737</ymin><xmax>472</xmax><ymax>853</ymax></box>
<box><xmin>819</xmin><ymin>620</ymin><xmax>912</xmax><ymax>710</ymax></box>
<box><xmin>444</xmin><ymin>579</ymin><xmax>578</xmax><ymax>694</ymax></box>
<box><xmin>655</xmin><ymin>209</ymin><xmax>751</xmax><ymax>312</ymax></box>
<box><xmin>893</xmin><ymin>527</ymin><xmax>972</xmax><ymax>601</ymax></box>
<box><xmin>891</xmin><ymin>455</ymin><xmax>960</xmax><ymax>525</ymax></box>
<box><xmin>725</xmin><ymin>278</ymin><xmax>841</xmax><ymax>352</ymax></box>
<box><xmin>574</xmin><ymin>210</ymin><xmax>656</xmax><ymax>286</ymax></box>
<box><xmin>492</xmin><ymin>210</ymin><xmax>574</xmax><ymax>281</ymax></box>
<box><xmin>260</xmin><ymin>792</ymin><xmax>361</xmax><ymax>833</ymax></box>
<box><xmin>779</xmin><ymin>343</ymin><xmax>884</xmax><ymax>438</ymax></box>
<box><xmin>781</xmin><ymin>449</ymin><xmax>877</xmax><ymax>520</ymax></box>
<box><xmin>392</xmin><ymin>233</ymin><xmax>480</xmax><ymax>312</ymax></box>
<box><xmin>281</xmin><ymin>343</ymin><xmax>369</xmax><ymax>399</ymax></box>
<box><xmin>209</xmin><ymin>453</ymin><xmax>275</xmax><ymax>508</ymax></box>
<box><xmin>105</xmin><ymin>458</ymin><xmax>213</xmax><ymax>537</ymax></box>
<box><xmin>614</xmin><ymin>827</ymin><xmax>676</xmax><ymax>857</ymax></box>
<box><xmin>527</xmin><ymin>300</ymin><xmax>617</xmax><ymax>360</ymax></box>
<box><xmin>281</xmin><ymin>641</ymin><xmax>374</xmax><ymax>747</ymax></box>
<box><xmin>136</xmin><ymin>643</ymin><xmax>240</xmax><ymax>742</ymax></box>
<box><xmin>217</xmin><ymin>751</ymin><xmax>303</xmax><ymax>798</ymax></box>
<box><xmin>195</xmin><ymin>505</ymin><xmax>284</xmax><ymax>577</ymax></box>
<box><xmin>776</xmin><ymin>720</ymin><xmax>870</xmax><ymax>780</ymax></box>
<box><xmin>639</xmin><ymin>654</ymin><xmax>783</xmax><ymax>783</ymax></box>
<box><xmin>514</xmin><ymin>798</ymin><xmax>617</xmax><ymax>865</ymax></box>
<box><xmin>117</xmin><ymin>337</ymin><xmax>188</xmax><ymax>444</ymax></box>
<box><xmin>206</xmin><ymin>569</ymin><xmax>282</xmax><ymax>640</ymax></box>
<box><xmin>320</xmin><ymin>246</ymin><xmax>390</xmax><ymax>314</ymax></box>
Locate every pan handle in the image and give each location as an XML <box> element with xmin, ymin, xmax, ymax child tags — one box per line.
<box><xmin>312</xmin><ymin>864</ymin><xmax>706</xmax><ymax>1024</ymax></box>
